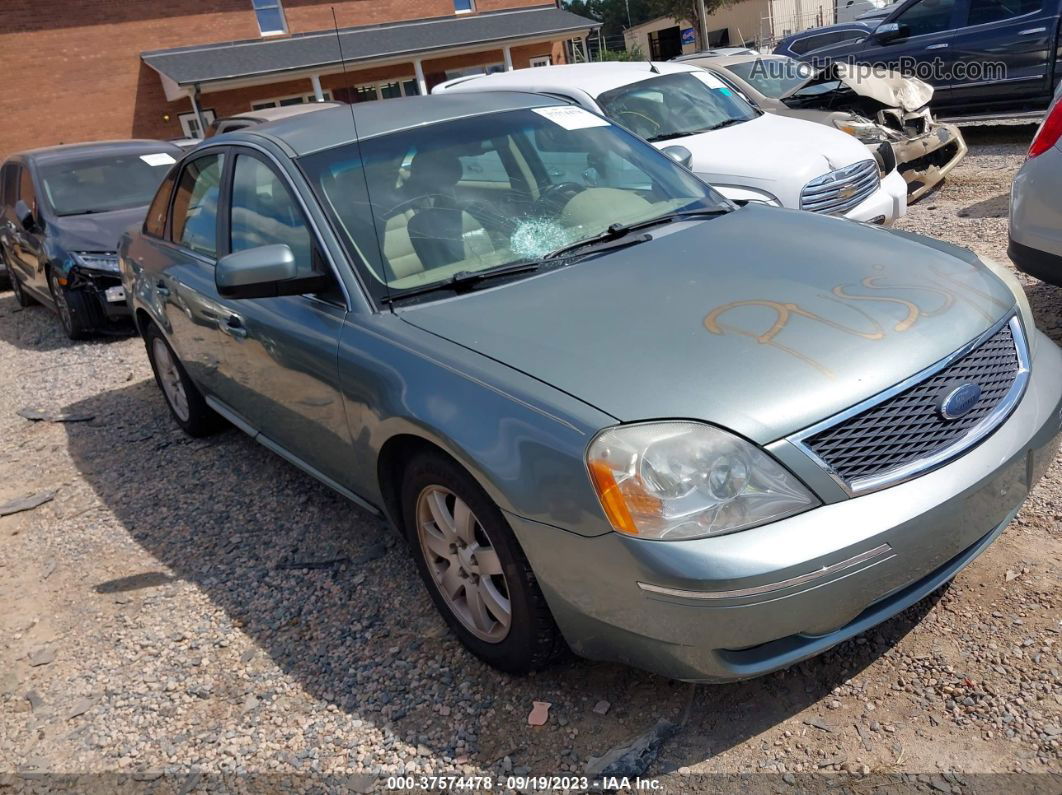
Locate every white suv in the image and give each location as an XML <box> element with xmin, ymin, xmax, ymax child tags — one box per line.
<box><xmin>434</xmin><ymin>61</ymin><xmax>908</xmax><ymax>224</ymax></box>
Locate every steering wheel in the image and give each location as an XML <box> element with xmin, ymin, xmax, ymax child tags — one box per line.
<box><xmin>613</xmin><ymin>110</ymin><xmax>662</xmax><ymax>138</ymax></box>
<box><xmin>535</xmin><ymin>182</ymin><xmax>586</xmax><ymax>215</ymax></box>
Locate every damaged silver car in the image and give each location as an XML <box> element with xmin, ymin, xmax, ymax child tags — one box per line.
<box><xmin>687</xmin><ymin>54</ymin><xmax>967</xmax><ymax>202</ymax></box>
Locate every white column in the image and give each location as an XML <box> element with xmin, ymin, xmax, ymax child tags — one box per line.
<box><xmin>503</xmin><ymin>46</ymin><xmax>513</xmax><ymax>71</ymax></box>
<box><xmin>189</xmin><ymin>88</ymin><xmax>206</xmax><ymax>138</ymax></box>
<box><xmin>310</xmin><ymin>74</ymin><xmax>325</xmax><ymax>102</ymax></box>
<box><xmin>414</xmin><ymin>58</ymin><xmax>427</xmax><ymax>96</ymax></box>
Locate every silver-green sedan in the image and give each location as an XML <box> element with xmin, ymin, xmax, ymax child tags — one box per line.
<box><xmin>119</xmin><ymin>94</ymin><xmax>1062</xmax><ymax>682</ymax></box>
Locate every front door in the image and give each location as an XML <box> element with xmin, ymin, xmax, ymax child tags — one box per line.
<box><xmin>850</xmin><ymin>0</ymin><xmax>964</xmax><ymax>102</ymax></box>
<box><xmin>208</xmin><ymin>150</ymin><xmax>352</xmax><ymax>485</ymax></box>
<box><xmin>9</xmin><ymin>165</ymin><xmax>46</xmax><ymax>295</ymax></box>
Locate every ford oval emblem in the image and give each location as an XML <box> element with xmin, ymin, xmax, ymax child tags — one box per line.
<box><xmin>939</xmin><ymin>383</ymin><xmax>982</xmax><ymax>421</ymax></box>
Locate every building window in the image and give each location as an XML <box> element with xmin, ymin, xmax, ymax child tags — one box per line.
<box><xmin>343</xmin><ymin>78</ymin><xmax>419</xmax><ymax>103</ymax></box>
<box><xmin>444</xmin><ymin>63</ymin><xmax>505</xmax><ymax>80</ymax></box>
<box><xmin>252</xmin><ymin>0</ymin><xmax>287</xmax><ymax>36</ymax></box>
<box><xmin>529</xmin><ymin>56</ymin><xmax>552</xmax><ymax>67</ymax></box>
<box><xmin>250</xmin><ymin>91</ymin><xmax>332</xmax><ymax>110</ymax></box>
<box><xmin>454</xmin><ymin>0</ymin><xmax>475</xmax><ymax>13</ymax></box>
<box><xmin>178</xmin><ymin>109</ymin><xmax>216</xmax><ymax>139</ymax></box>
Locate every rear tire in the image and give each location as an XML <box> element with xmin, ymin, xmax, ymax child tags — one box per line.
<box><xmin>143</xmin><ymin>322</ymin><xmax>224</xmax><ymax>437</ymax></box>
<box><xmin>48</xmin><ymin>268</ymin><xmax>91</xmax><ymax>340</ymax></box>
<box><xmin>401</xmin><ymin>450</ymin><xmax>564</xmax><ymax>674</ymax></box>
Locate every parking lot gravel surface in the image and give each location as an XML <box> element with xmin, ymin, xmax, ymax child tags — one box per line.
<box><xmin>1</xmin><ymin>124</ymin><xmax>1060</xmax><ymax>792</ymax></box>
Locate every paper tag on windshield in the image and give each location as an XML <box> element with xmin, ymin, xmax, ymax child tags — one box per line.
<box><xmin>140</xmin><ymin>153</ymin><xmax>177</xmax><ymax>167</ymax></box>
<box><xmin>533</xmin><ymin>106</ymin><xmax>610</xmax><ymax>130</ymax></box>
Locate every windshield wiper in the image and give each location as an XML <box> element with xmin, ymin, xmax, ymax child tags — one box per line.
<box><xmin>703</xmin><ymin>118</ymin><xmax>747</xmax><ymax>131</ymax></box>
<box><xmin>382</xmin><ymin>261</ymin><xmax>542</xmax><ymax>304</ymax></box>
<box><xmin>543</xmin><ymin>205</ymin><xmax>732</xmax><ymax>260</ymax></box>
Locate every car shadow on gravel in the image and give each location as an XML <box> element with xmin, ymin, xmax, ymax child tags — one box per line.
<box><xmin>63</xmin><ymin>378</ymin><xmax>947</xmax><ymax>774</ymax></box>
<box><xmin>0</xmin><ymin>293</ymin><xmax>131</xmax><ymax>352</ymax></box>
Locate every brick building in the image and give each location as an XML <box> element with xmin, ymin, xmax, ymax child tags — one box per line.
<box><xmin>0</xmin><ymin>1</ymin><xmax>597</xmax><ymax>159</ymax></box>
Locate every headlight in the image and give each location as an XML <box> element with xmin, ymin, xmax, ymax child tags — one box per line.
<box><xmin>833</xmin><ymin>116</ymin><xmax>887</xmax><ymax>144</ymax></box>
<box><xmin>709</xmin><ymin>184</ymin><xmax>782</xmax><ymax>207</ymax></box>
<box><xmin>72</xmin><ymin>252</ymin><xmax>120</xmax><ymax>273</ymax></box>
<box><xmin>586</xmin><ymin>422</ymin><xmax>818</xmax><ymax>541</ymax></box>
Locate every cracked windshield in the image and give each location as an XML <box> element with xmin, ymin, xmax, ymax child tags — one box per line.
<box><xmin>301</xmin><ymin>106</ymin><xmax>723</xmax><ymax>298</ymax></box>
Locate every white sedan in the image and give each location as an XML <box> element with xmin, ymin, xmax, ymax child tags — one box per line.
<box><xmin>434</xmin><ymin>61</ymin><xmax>907</xmax><ymax>224</ymax></box>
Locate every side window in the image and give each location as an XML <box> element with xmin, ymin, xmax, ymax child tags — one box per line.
<box><xmin>966</xmin><ymin>0</ymin><xmax>1040</xmax><ymax>26</ymax></box>
<box><xmin>19</xmin><ymin>166</ymin><xmax>37</xmax><ymax>213</ymax></box>
<box><xmin>793</xmin><ymin>29</ymin><xmax>868</xmax><ymax>54</ymax></box>
<box><xmin>894</xmin><ymin>0</ymin><xmax>959</xmax><ymax>36</ymax></box>
<box><xmin>229</xmin><ymin>154</ymin><xmax>314</xmax><ymax>274</ymax></box>
<box><xmin>0</xmin><ymin>164</ymin><xmax>12</xmax><ymax>207</ymax></box>
<box><xmin>144</xmin><ymin>167</ymin><xmax>178</xmax><ymax>238</ymax></box>
<box><xmin>171</xmin><ymin>153</ymin><xmax>224</xmax><ymax>257</ymax></box>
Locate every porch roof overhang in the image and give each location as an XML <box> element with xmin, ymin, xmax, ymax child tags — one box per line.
<box><xmin>142</xmin><ymin>5</ymin><xmax>598</xmax><ymax>97</ymax></box>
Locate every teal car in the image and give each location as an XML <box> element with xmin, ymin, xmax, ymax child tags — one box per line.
<box><xmin>120</xmin><ymin>94</ymin><xmax>1062</xmax><ymax>682</ymax></box>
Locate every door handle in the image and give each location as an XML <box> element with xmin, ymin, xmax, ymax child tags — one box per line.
<box><xmin>1019</xmin><ymin>27</ymin><xmax>1047</xmax><ymax>35</ymax></box>
<box><xmin>926</xmin><ymin>43</ymin><xmax>949</xmax><ymax>49</ymax></box>
<box><xmin>156</xmin><ymin>281</ymin><xmax>171</xmax><ymax>297</ymax></box>
<box><xmin>220</xmin><ymin>315</ymin><xmax>248</xmax><ymax>339</ymax></box>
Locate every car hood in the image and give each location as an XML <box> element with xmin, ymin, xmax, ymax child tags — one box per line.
<box><xmin>672</xmin><ymin>113</ymin><xmax>873</xmax><ymax>202</ymax></box>
<box><xmin>782</xmin><ymin>62</ymin><xmax>934</xmax><ymax>112</ymax></box>
<box><xmin>400</xmin><ymin>206</ymin><xmax>1015</xmax><ymax>443</ymax></box>
<box><xmin>48</xmin><ymin>205</ymin><xmax>148</xmax><ymax>253</ymax></box>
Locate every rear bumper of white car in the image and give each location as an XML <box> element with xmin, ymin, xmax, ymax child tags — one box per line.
<box><xmin>842</xmin><ymin>169</ymin><xmax>908</xmax><ymax>225</ymax></box>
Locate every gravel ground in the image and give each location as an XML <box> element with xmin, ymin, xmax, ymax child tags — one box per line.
<box><xmin>1</xmin><ymin>125</ymin><xmax>1060</xmax><ymax>793</ymax></box>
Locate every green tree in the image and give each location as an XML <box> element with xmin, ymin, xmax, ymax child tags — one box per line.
<box><xmin>563</xmin><ymin>0</ymin><xmax>654</xmax><ymax>37</ymax></box>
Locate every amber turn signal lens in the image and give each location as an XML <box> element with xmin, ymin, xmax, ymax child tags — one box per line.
<box><xmin>587</xmin><ymin>458</ymin><xmax>640</xmax><ymax>536</ymax></box>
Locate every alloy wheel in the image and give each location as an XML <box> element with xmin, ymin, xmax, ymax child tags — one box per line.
<box><xmin>416</xmin><ymin>485</ymin><xmax>511</xmax><ymax>643</ymax></box>
<box><xmin>152</xmin><ymin>337</ymin><xmax>191</xmax><ymax>422</ymax></box>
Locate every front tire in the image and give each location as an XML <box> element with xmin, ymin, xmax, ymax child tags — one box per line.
<box><xmin>143</xmin><ymin>322</ymin><xmax>224</xmax><ymax>437</ymax></box>
<box><xmin>401</xmin><ymin>451</ymin><xmax>564</xmax><ymax>674</ymax></box>
<box><xmin>48</xmin><ymin>268</ymin><xmax>90</xmax><ymax>339</ymax></box>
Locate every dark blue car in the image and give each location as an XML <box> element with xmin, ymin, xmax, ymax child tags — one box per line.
<box><xmin>0</xmin><ymin>140</ymin><xmax>182</xmax><ymax>338</ymax></box>
<box><xmin>776</xmin><ymin>0</ymin><xmax>1062</xmax><ymax>117</ymax></box>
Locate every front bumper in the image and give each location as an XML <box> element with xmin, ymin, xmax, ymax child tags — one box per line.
<box><xmin>895</xmin><ymin>122</ymin><xmax>967</xmax><ymax>203</ymax></box>
<box><xmin>510</xmin><ymin>329</ymin><xmax>1062</xmax><ymax>682</ymax></box>
<box><xmin>841</xmin><ymin>168</ymin><xmax>907</xmax><ymax>225</ymax></box>
<box><xmin>67</xmin><ymin>267</ymin><xmax>132</xmax><ymax>325</ymax></box>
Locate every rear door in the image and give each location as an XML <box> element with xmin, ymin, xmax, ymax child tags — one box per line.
<box><xmin>156</xmin><ymin>150</ymin><xmax>231</xmax><ymax>387</ymax></box>
<box><xmin>942</xmin><ymin>0</ymin><xmax>1057</xmax><ymax>109</ymax></box>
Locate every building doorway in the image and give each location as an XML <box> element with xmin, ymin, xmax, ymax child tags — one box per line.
<box><xmin>648</xmin><ymin>26</ymin><xmax>682</xmax><ymax>60</ymax></box>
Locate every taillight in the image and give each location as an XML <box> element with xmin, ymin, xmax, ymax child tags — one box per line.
<box><xmin>1029</xmin><ymin>100</ymin><xmax>1062</xmax><ymax>158</ymax></box>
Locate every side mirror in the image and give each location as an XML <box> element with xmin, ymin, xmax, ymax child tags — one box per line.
<box><xmin>215</xmin><ymin>243</ymin><xmax>328</xmax><ymax>299</ymax></box>
<box><xmin>661</xmin><ymin>145</ymin><xmax>694</xmax><ymax>170</ymax></box>
<box><xmin>874</xmin><ymin>22</ymin><xmax>906</xmax><ymax>43</ymax></box>
<box><xmin>15</xmin><ymin>200</ymin><xmax>35</xmax><ymax>232</ymax></box>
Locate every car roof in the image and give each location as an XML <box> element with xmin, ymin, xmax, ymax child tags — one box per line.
<box><xmin>672</xmin><ymin>48</ymin><xmax>758</xmax><ymax>61</ymax></box>
<box><xmin>437</xmin><ymin>62</ymin><xmax>701</xmax><ymax>99</ymax></box>
<box><xmin>222</xmin><ymin>102</ymin><xmax>344</xmax><ymax>123</ymax></box>
<box><xmin>13</xmin><ymin>139</ymin><xmax>184</xmax><ymax>166</ymax></box>
<box><xmin>685</xmin><ymin>53</ymin><xmax>787</xmax><ymax>69</ymax></box>
<box><xmin>234</xmin><ymin>91</ymin><xmax>572</xmax><ymax>156</ymax></box>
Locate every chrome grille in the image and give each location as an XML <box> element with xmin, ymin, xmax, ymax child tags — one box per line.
<box><xmin>800</xmin><ymin>159</ymin><xmax>880</xmax><ymax>215</ymax></box>
<box><xmin>792</xmin><ymin>316</ymin><xmax>1029</xmax><ymax>495</ymax></box>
